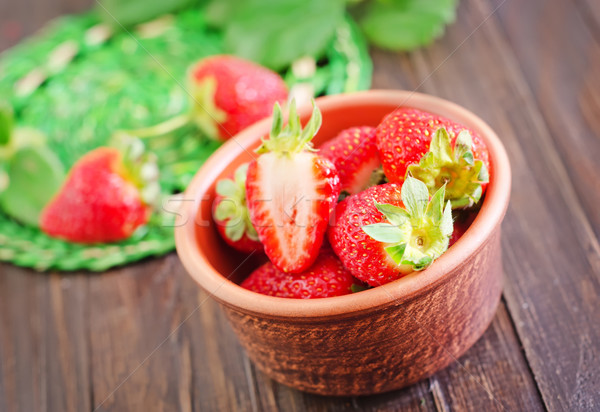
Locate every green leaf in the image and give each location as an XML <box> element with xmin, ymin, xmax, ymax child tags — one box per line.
<box><xmin>360</xmin><ymin>0</ymin><xmax>458</xmax><ymax>51</ymax></box>
<box><xmin>0</xmin><ymin>145</ymin><xmax>66</xmax><ymax>227</ymax></box>
<box><xmin>216</xmin><ymin>179</ymin><xmax>237</xmax><ymax>198</ymax></box>
<box><xmin>214</xmin><ymin>198</ymin><xmax>237</xmax><ymax>221</ymax></box>
<box><xmin>440</xmin><ymin>200</ymin><xmax>453</xmax><ymax>237</ymax></box>
<box><xmin>362</xmin><ymin>223</ymin><xmax>405</xmax><ymax>243</ymax></box>
<box><xmin>385</xmin><ymin>243</ymin><xmax>407</xmax><ymax>265</ymax></box>
<box><xmin>478</xmin><ymin>162</ymin><xmax>489</xmax><ymax>183</ymax></box>
<box><xmin>224</xmin><ymin>218</ymin><xmax>246</xmax><ymax>242</ymax></box>
<box><xmin>402</xmin><ymin>254</ymin><xmax>433</xmax><ymax>271</ymax></box>
<box><xmin>375</xmin><ymin>203</ymin><xmax>410</xmax><ymax>226</ymax></box>
<box><xmin>425</xmin><ymin>184</ymin><xmax>446</xmax><ymax>222</ymax></box>
<box><xmin>204</xmin><ymin>0</ymin><xmax>236</xmax><ymax>27</ymax></box>
<box><xmin>96</xmin><ymin>0</ymin><xmax>202</xmax><ymax>28</ymax></box>
<box><xmin>269</xmin><ymin>103</ymin><xmax>284</xmax><ymax>141</ymax></box>
<box><xmin>401</xmin><ymin>176</ymin><xmax>429</xmax><ymax>218</ymax></box>
<box><xmin>221</xmin><ymin>0</ymin><xmax>346</xmax><ymax>70</ymax></box>
<box><xmin>454</xmin><ymin>130</ymin><xmax>473</xmax><ymax>162</ymax></box>
<box><xmin>0</xmin><ymin>102</ymin><xmax>13</xmax><ymax>147</ymax></box>
<box><xmin>430</xmin><ymin>128</ymin><xmax>453</xmax><ymax>163</ymax></box>
<box><xmin>234</xmin><ymin>163</ymin><xmax>249</xmax><ymax>187</ymax></box>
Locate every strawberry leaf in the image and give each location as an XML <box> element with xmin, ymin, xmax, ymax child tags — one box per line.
<box><xmin>359</xmin><ymin>0</ymin><xmax>458</xmax><ymax>51</ymax></box>
<box><xmin>258</xmin><ymin>100</ymin><xmax>322</xmax><ymax>155</ymax></box>
<box><xmin>0</xmin><ymin>102</ymin><xmax>13</xmax><ymax>147</ymax></box>
<box><xmin>224</xmin><ymin>218</ymin><xmax>246</xmax><ymax>242</ymax></box>
<box><xmin>401</xmin><ymin>176</ymin><xmax>429</xmax><ymax>218</ymax></box>
<box><xmin>385</xmin><ymin>244</ymin><xmax>407</xmax><ymax>265</ymax></box>
<box><xmin>375</xmin><ymin>203</ymin><xmax>410</xmax><ymax>226</ymax></box>
<box><xmin>362</xmin><ymin>223</ymin><xmax>405</xmax><ymax>243</ymax></box>
<box><xmin>0</xmin><ymin>145</ymin><xmax>65</xmax><ymax>227</ymax></box>
<box><xmin>425</xmin><ymin>184</ymin><xmax>446</xmax><ymax>222</ymax></box>
<box><xmin>408</xmin><ymin>127</ymin><xmax>489</xmax><ymax>209</ymax></box>
<box><xmin>216</xmin><ymin>179</ymin><xmax>238</xmax><ymax>198</ymax></box>
<box><xmin>215</xmin><ymin>0</ymin><xmax>346</xmax><ymax>70</ymax></box>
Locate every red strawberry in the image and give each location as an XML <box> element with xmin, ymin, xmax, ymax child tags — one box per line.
<box><xmin>189</xmin><ymin>55</ymin><xmax>288</xmax><ymax>140</ymax></box>
<box><xmin>246</xmin><ymin>101</ymin><xmax>340</xmax><ymax>273</ymax></box>
<box><xmin>376</xmin><ymin>108</ymin><xmax>490</xmax><ymax>208</ymax></box>
<box><xmin>319</xmin><ymin>126</ymin><xmax>381</xmax><ymax>195</ymax></box>
<box><xmin>212</xmin><ymin>163</ymin><xmax>263</xmax><ymax>253</ymax></box>
<box><xmin>328</xmin><ymin>178</ymin><xmax>453</xmax><ymax>286</ymax></box>
<box><xmin>241</xmin><ymin>248</ymin><xmax>357</xmax><ymax>298</ymax></box>
<box><xmin>40</xmin><ymin>141</ymin><xmax>159</xmax><ymax>244</ymax></box>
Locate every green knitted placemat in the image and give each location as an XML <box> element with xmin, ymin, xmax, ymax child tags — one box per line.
<box><xmin>0</xmin><ymin>9</ymin><xmax>372</xmax><ymax>272</ymax></box>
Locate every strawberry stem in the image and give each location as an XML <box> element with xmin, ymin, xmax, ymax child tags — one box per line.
<box><xmin>123</xmin><ymin>112</ymin><xmax>192</xmax><ymax>139</ymax></box>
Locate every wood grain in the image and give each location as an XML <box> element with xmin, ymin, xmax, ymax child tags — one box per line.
<box><xmin>1</xmin><ymin>0</ymin><xmax>599</xmax><ymax>410</ymax></box>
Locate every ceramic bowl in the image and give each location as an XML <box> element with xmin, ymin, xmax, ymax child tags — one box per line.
<box><xmin>175</xmin><ymin>90</ymin><xmax>511</xmax><ymax>396</ymax></box>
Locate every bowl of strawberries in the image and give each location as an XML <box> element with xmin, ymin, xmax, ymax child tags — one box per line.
<box><xmin>175</xmin><ymin>90</ymin><xmax>511</xmax><ymax>396</ymax></box>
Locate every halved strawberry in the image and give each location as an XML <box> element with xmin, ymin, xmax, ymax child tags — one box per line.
<box><xmin>328</xmin><ymin>177</ymin><xmax>453</xmax><ymax>286</ymax></box>
<box><xmin>212</xmin><ymin>163</ymin><xmax>263</xmax><ymax>253</ymax></box>
<box><xmin>319</xmin><ymin>126</ymin><xmax>382</xmax><ymax>195</ymax></box>
<box><xmin>246</xmin><ymin>101</ymin><xmax>340</xmax><ymax>273</ymax></box>
<box><xmin>241</xmin><ymin>247</ymin><xmax>357</xmax><ymax>298</ymax></box>
<box><xmin>376</xmin><ymin>108</ymin><xmax>490</xmax><ymax>208</ymax></box>
<box><xmin>40</xmin><ymin>138</ymin><xmax>159</xmax><ymax>244</ymax></box>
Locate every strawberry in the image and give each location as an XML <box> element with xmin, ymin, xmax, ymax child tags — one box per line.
<box><xmin>246</xmin><ymin>101</ymin><xmax>340</xmax><ymax>273</ymax></box>
<box><xmin>319</xmin><ymin>126</ymin><xmax>382</xmax><ymax>195</ymax></box>
<box><xmin>241</xmin><ymin>247</ymin><xmax>357</xmax><ymax>298</ymax></box>
<box><xmin>40</xmin><ymin>139</ymin><xmax>159</xmax><ymax>244</ymax></box>
<box><xmin>189</xmin><ymin>55</ymin><xmax>288</xmax><ymax>140</ymax></box>
<box><xmin>328</xmin><ymin>177</ymin><xmax>453</xmax><ymax>286</ymax></box>
<box><xmin>212</xmin><ymin>163</ymin><xmax>263</xmax><ymax>253</ymax></box>
<box><xmin>376</xmin><ymin>108</ymin><xmax>490</xmax><ymax>208</ymax></box>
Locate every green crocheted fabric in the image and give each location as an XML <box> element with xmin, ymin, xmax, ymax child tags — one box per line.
<box><xmin>0</xmin><ymin>10</ymin><xmax>372</xmax><ymax>272</ymax></box>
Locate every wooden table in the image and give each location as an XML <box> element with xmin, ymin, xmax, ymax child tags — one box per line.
<box><xmin>1</xmin><ymin>0</ymin><xmax>599</xmax><ymax>410</ymax></box>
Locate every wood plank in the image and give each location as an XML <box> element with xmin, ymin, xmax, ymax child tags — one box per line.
<box><xmin>88</xmin><ymin>255</ymin><xmax>196</xmax><ymax>411</ymax></box>
<box><xmin>577</xmin><ymin>0</ymin><xmax>600</xmax><ymax>40</ymax></box>
<box><xmin>395</xmin><ymin>0</ymin><xmax>600</xmax><ymax>410</ymax></box>
<box><xmin>430</xmin><ymin>303</ymin><xmax>544</xmax><ymax>412</ymax></box>
<box><xmin>494</xmin><ymin>0</ymin><xmax>600</xmax><ymax>238</ymax></box>
<box><xmin>0</xmin><ymin>265</ymin><xmax>91</xmax><ymax>412</ymax></box>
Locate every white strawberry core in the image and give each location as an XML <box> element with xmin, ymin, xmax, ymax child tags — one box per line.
<box><xmin>256</xmin><ymin>152</ymin><xmax>323</xmax><ymax>263</ymax></box>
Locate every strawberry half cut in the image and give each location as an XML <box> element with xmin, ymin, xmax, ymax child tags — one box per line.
<box><xmin>246</xmin><ymin>101</ymin><xmax>340</xmax><ymax>273</ymax></box>
<box><xmin>407</xmin><ymin>127</ymin><xmax>489</xmax><ymax>208</ymax></box>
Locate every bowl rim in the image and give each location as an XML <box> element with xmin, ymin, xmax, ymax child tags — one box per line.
<box><xmin>175</xmin><ymin>90</ymin><xmax>511</xmax><ymax>318</ymax></box>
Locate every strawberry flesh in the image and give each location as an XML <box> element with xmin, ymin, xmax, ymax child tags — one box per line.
<box><xmin>246</xmin><ymin>152</ymin><xmax>339</xmax><ymax>273</ymax></box>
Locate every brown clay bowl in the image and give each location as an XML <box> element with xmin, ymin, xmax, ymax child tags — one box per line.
<box><xmin>175</xmin><ymin>90</ymin><xmax>511</xmax><ymax>396</ymax></box>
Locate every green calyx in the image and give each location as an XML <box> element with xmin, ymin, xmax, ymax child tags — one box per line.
<box><xmin>362</xmin><ymin>177</ymin><xmax>453</xmax><ymax>271</ymax></box>
<box><xmin>0</xmin><ymin>101</ymin><xmax>14</xmax><ymax>147</ymax></box>
<box><xmin>213</xmin><ymin>163</ymin><xmax>259</xmax><ymax>243</ymax></box>
<box><xmin>407</xmin><ymin>127</ymin><xmax>489</xmax><ymax>209</ymax></box>
<box><xmin>256</xmin><ymin>99</ymin><xmax>322</xmax><ymax>155</ymax></box>
<box><xmin>188</xmin><ymin>75</ymin><xmax>227</xmax><ymax>140</ymax></box>
<box><xmin>111</xmin><ymin>133</ymin><xmax>161</xmax><ymax>208</ymax></box>
<box><xmin>0</xmin><ymin>102</ymin><xmax>67</xmax><ymax>226</ymax></box>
